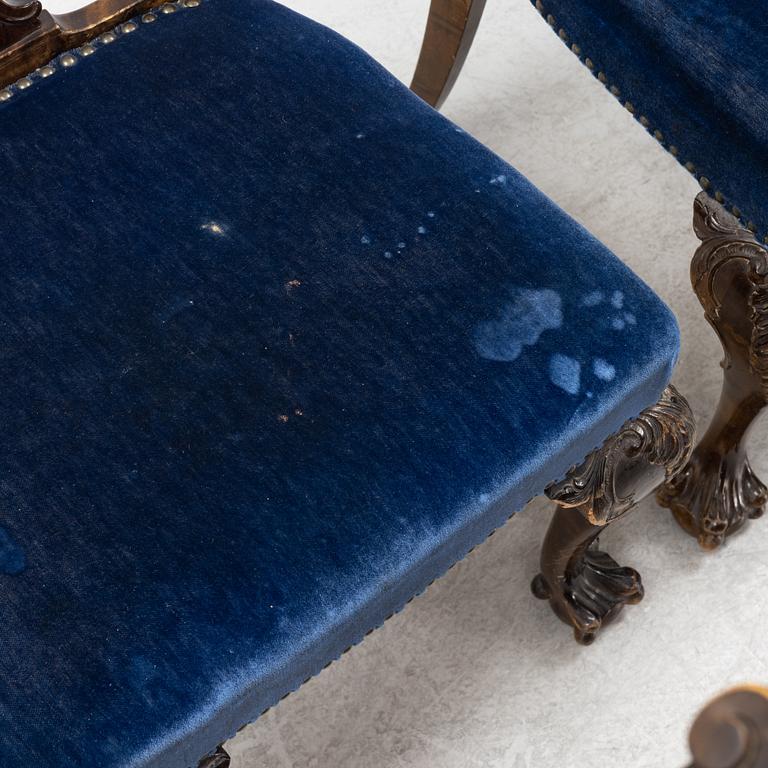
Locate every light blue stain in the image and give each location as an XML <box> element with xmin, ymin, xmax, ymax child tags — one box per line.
<box><xmin>427</xmin><ymin>211</ymin><xmax>436</xmax><ymax>218</ymax></box>
<box><xmin>397</xmin><ymin>241</ymin><xmax>406</xmax><ymax>249</ymax></box>
<box><xmin>474</xmin><ymin>288</ymin><xmax>562</xmax><ymax>362</ymax></box>
<box><xmin>490</xmin><ymin>174</ymin><xmax>507</xmax><ymax>185</ymax></box>
<box><xmin>581</xmin><ymin>290</ymin><xmax>604</xmax><ymax>307</ymax></box>
<box><xmin>417</xmin><ymin>226</ymin><xmax>427</xmax><ymax>235</ymax></box>
<box><xmin>384</xmin><ymin>251</ymin><xmax>393</xmax><ymax>259</ymax></box>
<box><xmin>593</xmin><ymin>358</ymin><xmax>616</xmax><ymax>382</ymax></box>
<box><xmin>611</xmin><ymin>290</ymin><xmax>624</xmax><ymax>309</ymax></box>
<box><xmin>611</xmin><ymin>317</ymin><xmax>626</xmax><ymax>331</ymax></box>
<box><xmin>355</xmin><ymin>132</ymin><xmax>365</xmax><ymax>139</ymax></box>
<box><xmin>0</xmin><ymin>527</ymin><xmax>25</xmax><ymax>575</ymax></box>
<box><xmin>549</xmin><ymin>354</ymin><xmax>581</xmax><ymax>395</ymax></box>
<box><xmin>624</xmin><ymin>312</ymin><xmax>637</xmax><ymax>325</ymax></box>
<box><xmin>361</xmin><ymin>235</ymin><xmax>371</xmax><ymax>245</ymax></box>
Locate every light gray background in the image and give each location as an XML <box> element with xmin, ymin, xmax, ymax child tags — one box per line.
<box><xmin>45</xmin><ymin>0</ymin><xmax>768</xmax><ymax>765</ymax></box>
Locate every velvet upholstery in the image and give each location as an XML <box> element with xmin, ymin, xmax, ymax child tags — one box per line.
<box><xmin>0</xmin><ymin>1</ymin><xmax>679</xmax><ymax>765</ymax></box>
<box><xmin>532</xmin><ymin>0</ymin><xmax>768</xmax><ymax>241</ymax></box>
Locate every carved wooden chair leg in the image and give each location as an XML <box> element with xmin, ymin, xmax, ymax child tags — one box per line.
<box><xmin>532</xmin><ymin>385</ymin><xmax>694</xmax><ymax>644</ymax></box>
<box><xmin>687</xmin><ymin>686</ymin><xmax>768</xmax><ymax>768</ymax></box>
<box><xmin>657</xmin><ymin>193</ymin><xmax>768</xmax><ymax>549</ymax></box>
<box><xmin>198</xmin><ymin>745</ymin><xmax>230</xmax><ymax>768</ymax></box>
<box><xmin>410</xmin><ymin>0</ymin><xmax>487</xmax><ymax>108</ymax></box>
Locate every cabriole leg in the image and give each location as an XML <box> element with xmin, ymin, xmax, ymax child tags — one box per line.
<box><xmin>533</xmin><ymin>385</ymin><xmax>694</xmax><ymax>644</ymax></box>
<box><xmin>658</xmin><ymin>193</ymin><xmax>768</xmax><ymax>549</ymax></box>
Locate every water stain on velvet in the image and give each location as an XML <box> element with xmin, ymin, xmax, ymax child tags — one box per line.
<box><xmin>549</xmin><ymin>353</ymin><xmax>581</xmax><ymax>395</ymax></box>
<box><xmin>0</xmin><ymin>527</ymin><xmax>26</xmax><ymax>575</ymax></box>
<box><xmin>474</xmin><ymin>287</ymin><xmax>562</xmax><ymax>362</ymax></box>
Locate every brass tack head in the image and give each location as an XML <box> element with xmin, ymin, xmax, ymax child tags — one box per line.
<box><xmin>100</xmin><ymin>31</ymin><xmax>117</xmax><ymax>43</ymax></box>
<box><xmin>38</xmin><ymin>65</ymin><xmax>55</xmax><ymax>77</ymax></box>
<box><xmin>748</xmin><ymin>221</ymin><xmax>757</xmax><ymax>232</ymax></box>
<box><xmin>184</xmin><ymin>0</ymin><xmax>201</xmax><ymax>7</ymax></box>
<box><xmin>80</xmin><ymin>43</ymin><xmax>96</xmax><ymax>56</ymax></box>
<box><xmin>0</xmin><ymin>88</ymin><xmax>12</xmax><ymax>102</ymax></box>
<box><xmin>571</xmin><ymin>43</ymin><xmax>581</xmax><ymax>55</ymax></box>
<box><xmin>546</xmin><ymin>13</ymin><xmax>556</xmax><ymax>26</ymax></box>
<box><xmin>715</xmin><ymin>191</ymin><xmax>724</xmax><ymax>203</ymax></box>
<box><xmin>161</xmin><ymin>3</ymin><xmax>178</xmax><ymax>13</ymax></box>
<box><xmin>639</xmin><ymin>115</ymin><xmax>649</xmax><ymax>127</ymax></box>
<box><xmin>624</xmin><ymin>101</ymin><xmax>635</xmax><ymax>113</ymax></box>
<box><xmin>597</xmin><ymin>71</ymin><xmax>606</xmax><ymax>82</ymax></box>
<box><xmin>609</xmin><ymin>84</ymin><xmax>620</xmax><ymax>96</ymax></box>
<box><xmin>763</xmin><ymin>234</ymin><xmax>768</xmax><ymax>244</ymax></box>
<box><xmin>142</xmin><ymin>12</ymin><xmax>157</xmax><ymax>22</ymax></box>
<box><xmin>669</xmin><ymin>145</ymin><xmax>679</xmax><ymax>156</ymax></box>
<box><xmin>535</xmin><ymin>0</ymin><xmax>544</xmax><ymax>10</ymax></box>
<box><xmin>699</xmin><ymin>176</ymin><xmax>710</xmax><ymax>190</ymax></box>
<box><xmin>122</xmin><ymin>20</ymin><xmax>138</xmax><ymax>32</ymax></box>
<box><xmin>654</xmin><ymin>129</ymin><xmax>664</xmax><ymax>141</ymax></box>
<box><xmin>685</xmin><ymin>161</ymin><xmax>696</xmax><ymax>172</ymax></box>
<box><xmin>585</xmin><ymin>57</ymin><xmax>594</xmax><ymax>70</ymax></box>
<box><xmin>732</xmin><ymin>206</ymin><xmax>741</xmax><ymax>218</ymax></box>
<box><xmin>16</xmin><ymin>77</ymin><xmax>32</xmax><ymax>90</ymax></box>
<box><xmin>61</xmin><ymin>53</ymin><xmax>78</xmax><ymax>67</ymax></box>
<box><xmin>558</xmin><ymin>28</ymin><xmax>568</xmax><ymax>41</ymax></box>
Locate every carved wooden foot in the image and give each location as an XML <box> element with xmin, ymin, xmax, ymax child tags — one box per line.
<box><xmin>657</xmin><ymin>193</ymin><xmax>768</xmax><ymax>549</ymax></box>
<box><xmin>533</xmin><ymin>385</ymin><xmax>694</xmax><ymax>644</ymax></box>
<box><xmin>410</xmin><ymin>0</ymin><xmax>488</xmax><ymax>108</ymax></box>
<box><xmin>198</xmin><ymin>745</ymin><xmax>230</xmax><ymax>768</ymax></box>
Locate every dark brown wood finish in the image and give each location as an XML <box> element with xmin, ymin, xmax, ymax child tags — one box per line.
<box><xmin>687</xmin><ymin>686</ymin><xmax>768</xmax><ymax>768</ymax></box>
<box><xmin>0</xmin><ymin>0</ymin><xmax>177</xmax><ymax>89</ymax></box>
<box><xmin>410</xmin><ymin>0</ymin><xmax>487</xmax><ymax>108</ymax></box>
<box><xmin>533</xmin><ymin>385</ymin><xmax>694</xmax><ymax>644</ymax></box>
<box><xmin>658</xmin><ymin>193</ymin><xmax>768</xmax><ymax>549</ymax></box>
<box><xmin>198</xmin><ymin>745</ymin><xmax>231</xmax><ymax>768</ymax></box>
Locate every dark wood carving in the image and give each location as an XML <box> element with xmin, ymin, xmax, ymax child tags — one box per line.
<box><xmin>0</xmin><ymin>0</ymin><xmax>170</xmax><ymax>89</ymax></box>
<box><xmin>532</xmin><ymin>385</ymin><xmax>694</xmax><ymax>644</ymax></box>
<box><xmin>658</xmin><ymin>193</ymin><xmax>768</xmax><ymax>549</ymax></box>
<box><xmin>411</xmin><ymin>0</ymin><xmax>488</xmax><ymax>108</ymax></box>
<box><xmin>198</xmin><ymin>745</ymin><xmax>230</xmax><ymax>768</ymax></box>
<box><xmin>687</xmin><ymin>686</ymin><xmax>768</xmax><ymax>768</ymax></box>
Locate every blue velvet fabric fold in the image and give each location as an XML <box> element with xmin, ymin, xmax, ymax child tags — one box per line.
<box><xmin>532</xmin><ymin>0</ymin><xmax>768</xmax><ymax>240</ymax></box>
<box><xmin>0</xmin><ymin>1</ymin><xmax>678</xmax><ymax>764</ymax></box>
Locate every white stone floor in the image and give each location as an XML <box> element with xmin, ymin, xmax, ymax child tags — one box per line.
<box><xmin>45</xmin><ymin>0</ymin><xmax>768</xmax><ymax>765</ymax></box>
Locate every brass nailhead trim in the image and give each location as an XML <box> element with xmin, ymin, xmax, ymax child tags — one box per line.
<box><xmin>0</xmin><ymin>1</ymin><xmax>203</xmax><ymax>106</ymax></box>
<box><xmin>532</xmin><ymin>0</ymin><xmax>765</xmax><ymax>239</ymax></box>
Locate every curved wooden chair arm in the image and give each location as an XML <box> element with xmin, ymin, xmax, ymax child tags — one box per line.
<box><xmin>688</xmin><ymin>686</ymin><xmax>768</xmax><ymax>768</ymax></box>
<box><xmin>0</xmin><ymin>0</ymin><xmax>168</xmax><ymax>88</ymax></box>
<box><xmin>411</xmin><ymin>0</ymin><xmax>487</xmax><ymax>109</ymax></box>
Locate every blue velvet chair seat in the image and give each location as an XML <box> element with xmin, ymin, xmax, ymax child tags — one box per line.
<box><xmin>532</xmin><ymin>0</ymin><xmax>768</xmax><ymax>240</ymax></box>
<box><xmin>0</xmin><ymin>1</ymin><xmax>678</xmax><ymax>765</ymax></box>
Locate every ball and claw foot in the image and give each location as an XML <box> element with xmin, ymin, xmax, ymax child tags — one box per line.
<box><xmin>531</xmin><ymin>548</ymin><xmax>644</xmax><ymax>645</ymax></box>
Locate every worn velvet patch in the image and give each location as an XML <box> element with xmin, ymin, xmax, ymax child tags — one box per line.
<box><xmin>0</xmin><ymin>0</ymin><xmax>679</xmax><ymax>765</ymax></box>
<box><xmin>534</xmin><ymin>0</ymin><xmax>768</xmax><ymax>240</ymax></box>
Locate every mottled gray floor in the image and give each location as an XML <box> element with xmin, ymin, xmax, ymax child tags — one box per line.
<box><xmin>46</xmin><ymin>0</ymin><xmax>768</xmax><ymax>765</ymax></box>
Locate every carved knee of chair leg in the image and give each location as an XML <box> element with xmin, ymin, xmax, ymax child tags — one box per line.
<box><xmin>199</xmin><ymin>746</ymin><xmax>231</xmax><ymax>768</ymax></box>
<box><xmin>532</xmin><ymin>385</ymin><xmax>694</xmax><ymax>644</ymax></box>
<box><xmin>658</xmin><ymin>193</ymin><xmax>768</xmax><ymax>549</ymax></box>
